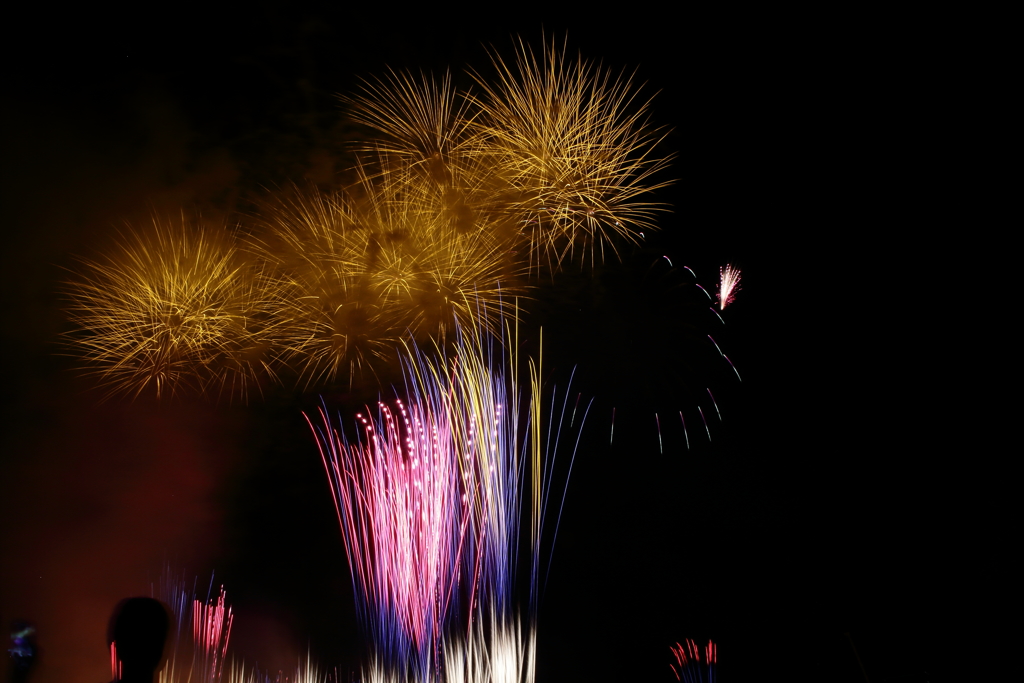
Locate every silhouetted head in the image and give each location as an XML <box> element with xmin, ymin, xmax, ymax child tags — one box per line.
<box><xmin>106</xmin><ymin>598</ymin><xmax>169</xmax><ymax>681</ymax></box>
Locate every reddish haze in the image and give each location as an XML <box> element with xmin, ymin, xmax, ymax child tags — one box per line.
<box><xmin>0</xmin><ymin>392</ymin><xmax>244</xmax><ymax>682</ymax></box>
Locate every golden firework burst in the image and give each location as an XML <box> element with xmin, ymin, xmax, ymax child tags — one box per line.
<box><xmin>360</xmin><ymin>162</ymin><xmax>525</xmax><ymax>339</ymax></box>
<box><xmin>344</xmin><ymin>69</ymin><xmax>476</xmax><ymax>183</ymax></box>
<box><xmin>61</xmin><ymin>36</ymin><xmax>674</xmax><ymax>401</ymax></box>
<box><xmin>63</xmin><ymin>215</ymin><xmax>270</xmax><ymax>399</ymax></box>
<box><xmin>469</xmin><ymin>35</ymin><xmax>674</xmax><ymax>270</ymax></box>
<box><xmin>251</xmin><ymin>183</ymin><xmax>394</xmax><ymax>389</ymax></box>
<box><xmin>253</xmin><ymin>168</ymin><xmax>525</xmax><ymax>389</ymax></box>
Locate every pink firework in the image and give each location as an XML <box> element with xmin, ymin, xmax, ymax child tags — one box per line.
<box><xmin>670</xmin><ymin>639</ymin><xmax>717</xmax><ymax>682</ymax></box>
<box><xmin>308</xmin><ymin>324</ymin><xmax>590</xmax><ymax>682</ymax></box>
<box><xmin>193</xmin><ymin>585</ymin><xmax>234</xmax><ymax>681</ymax></box>
<box><xmin>110</xmin><ymin>642</ymin><xmax>120</xmax><ymax>681</ymax></box>
<box><xmin>309</xmin><ymin>397</ymin><xmax>467</xmax><ymax>678</ymax></box>
<box><xmin>717</xmin><ymin>264</ymin><xmax>741</xmax><ymax>310</ymax></box>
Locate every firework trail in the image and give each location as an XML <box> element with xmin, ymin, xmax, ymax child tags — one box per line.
<box><xmin>306</xmin><ymin>330</ymin><xmax>504</xmax><ymax>680</ymax></box>
<box><xmin>149</xmin><ymin>568</ymin><xmax>333</xmax><ymax>683</ymax></box>
<box><xmin>310</xmin><ymin>393</ymin><xmax>465</xmax><ymax>679</ymax></box>
<box><xmin>443</xmin><ymin>608</ymin><xmax>530</xmax><ymax>683</ymax></box>
<box><xmin>556</xmin><ymin>255</ymin><xmax>739</xmax><ymax>451</ymax></box>
<box><xmin>706</xmin><ymin>389</ymin><xmax>721</xmax><ymax>421</ymax></box>
<box><xmin>697</xmin><ymin>407</ymin><xmax>711</xmax><ymax>443</ymax></box>
<box><xmin>63</xmin><ymin>215</ymin><xmax>270</xmax><ymax>399</ymax></box>
<box><xmin>150</xmin><ymin>569</ymin><xmax>240</xmax><ymax>683</ymax></box>
<box><xmin>679</xmin><ymin>412</ymin><xmax>690</xmax><ymax>450</ymax></box>
<box><xmin>153</xmin><ymin>566</ymin><xmax>192</xmax><ymax>683</ymax></box>
<box><xmin>656</xmin><ymin>413</ymin><xmax>663</xmax><ymax>454</ymax></box>
<box><xmin>342</xmin><ymin>40</ymin><xmax>674</xmax><ymax>276</ymax></box>
<box><xmin>192</xmin><ymin>585</ymin><xmax>234</xmax><ymax>681</ymax></box>
<box><xmin>469</xmin><ymin>35</ymin><xmax>673</xmax><ymax>271</ymax></box>
<box><xmin>307</xmin><ymin>319</ymin><xmax>588</xmax><ymax>681</ymax></box>
<box><xmin>670</xmin><ymin>639</ymin><xmax>717</xmax><ymax>683</ymax></box>
<box><xmin>225</xmin><ymin>652</ymin><xmax>332</xmax><ymax>683</ymax></box>
<box><xmin>717</xmin><ymin>264</ymin><xmax>741</xmax><ymax>310</ymax></box>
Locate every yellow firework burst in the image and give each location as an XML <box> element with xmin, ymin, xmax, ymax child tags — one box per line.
<box><xmin>253</xmin><ymin>169</ymin><xmax>525</xmax><ymax>388</ymax></box>
<box><xmin>344</xmin><ymin>69</ymin><xmax>476</xmax><ymax>184</ymax></box>
<box><xmin>63</xmin><ymin>216</ymin><xmax>270</xmax><ymax>399</ymax></box>
<box><xmin>359</xmin><ymin>162</ymin><xmax>525</xmax><ymax>338</ymax></box>
<box><xmin>469</xmin><ymin>35</ymin><xmax>674</xmax><ymax>270</ymax></box>
<box><xmin>251</xmin><ymin>184</ymin><xmax>395</xmax><ymax>389</ymax></box>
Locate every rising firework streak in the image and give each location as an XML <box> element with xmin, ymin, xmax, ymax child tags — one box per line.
<box><xmin>307</xmin><ymin>321</ymin><xmax>589</xmax><ymax>681</ymax></box>
<box><xmin>670</xmin><ymin>639</ymin><xmax>717</xmax><ymax>683</ymax></box>
<box><xmin>717</xmin><ymin>264</ymin><xmax>741</xmax><ymax>310</ymax></box>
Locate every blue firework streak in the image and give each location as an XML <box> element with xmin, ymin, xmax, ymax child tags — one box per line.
<box><xmin>307</xmin><ymin>318</ymin><xmax>590</xmax><ymax>682</ymax></box>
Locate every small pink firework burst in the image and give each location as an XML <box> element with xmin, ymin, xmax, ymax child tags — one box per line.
<box><xmin>717</xmin><ymin>264</ymin><xmax>741</xmax><ymax>310</ymax></box>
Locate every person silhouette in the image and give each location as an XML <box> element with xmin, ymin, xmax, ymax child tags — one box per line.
<box><xmin>106</xmin><ymin>597</ymin><xmax>169</xmax><ymax>683</ymax></box>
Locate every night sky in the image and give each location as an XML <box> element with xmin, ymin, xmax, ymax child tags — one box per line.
<box><xmin>0</xmin><ymin>5</ymin><xmax>1003</xmax><ymax>682</ymax></box>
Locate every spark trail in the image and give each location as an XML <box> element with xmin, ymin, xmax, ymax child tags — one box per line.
<box><xmin>670</xmin><ymin>639</ymin><xmax>717</xmax><ymax>683</ymax></box>
<box><xmin>307</xmin><ymin>320</ymin><xmax>588</xmax><ymax>681</ymax></box>
<box><xmin>717</xmin><ymin>264</ymin><xmax>741</xmax><ymax>310</ymax></box>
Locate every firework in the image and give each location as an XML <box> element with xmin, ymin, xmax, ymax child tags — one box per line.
<box><xmin>225</xmin><ymin>652</ymin><xmax>331</xmax><ymax>683</ymax></box>
<box><xmin>254</xmin><ymin>169</ymin><xmax>524</xmax><ymax>389</ymax></box>
<box><xmin>63</xmin><ymin>215</ymin><xmax>269</xmax><ymax>399</ymax></box>
<box><xmin>251</xmin><ymin>184</ymin><xmax>396</xmax><ymax>388</ymax></box>
<box><xmin>153</xmin><ymin>567</ymin><xmax>192</xmax><ymax>683</ymax></box>
<box><xmin>345</xmin><ymin>69</ymin><xmax>475</xmax><ymax>181</ymax></box>
<box><xmin>344</xmin><ymin>70</ymin><xmax>524</xmax><ymax>253</ymax></box>
<box><xmin>341</xmin><ymin>36</ymin><xmax>674</xmax><ymax>273</ymax></box>
<box><xmin>311</xmin><ymin>394</ymin><xmax>465</xmax><ymax>679</ymax></box>
<box><xmin>469</xmin><ymin>35</ymin><xmax>673</xmax><ymax>270</ymax></box>
<box><xmin>359</xmin><ymin>166</ymin><xmax>522</xmax><ymax>341</ymax></box>
<box><xmin>192</xmin><ymin>585</ymin><xmax>234</xmax><ymax>681</ymax></box>
<box><xmin>717</xmin><ymin>264</ymin><xmax>741</xmax><ymax>310</ymax></box>
<box><xmin>555</xmin><ymin>255</ymin><xmax>739</xmax><ymax>451</ymax></box>
<box><xmin>443</xmin><ymin>608</ymin><xmax>531</xmax><ymax>683</ymax></box>
<box><xmin>670</xmin><ymin>639</ymin><xmax>717</xmax><ymax>683</ymax></box>
<box><xmin>64</xmin><ymin>37</ymin><xmax>679</xmax><ymax>400</ymax></box>
<box><xmin>307</xmin><ymin>320</ymin><xmax>588</xmax><ymax>681</ymax></box>
<box><xmin>151</xmin><ymin>569</ymin><xmax>238</xmax><ymax>683</ymax></box>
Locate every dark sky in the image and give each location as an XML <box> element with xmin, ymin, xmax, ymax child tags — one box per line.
<box><xmin>0</xmin><ymin>5</ymin><xmax>1002</xmax><ymax>683</ymax></box>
